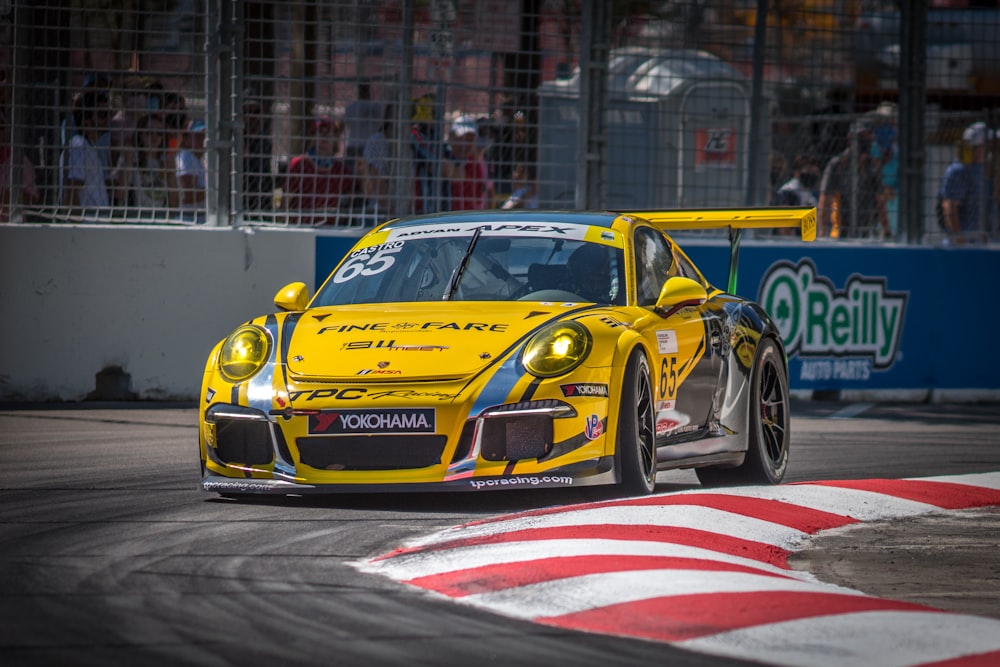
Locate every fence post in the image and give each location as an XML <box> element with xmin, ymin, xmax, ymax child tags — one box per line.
<box><xmin>898</xmin><ymin>0</ymin><xmax>927</xmax><ymax>243</ymax></box>
<box><xmin>577</xmin><ymin>1</ymin><xmax>609</xmax><ymax>210</ymax></box>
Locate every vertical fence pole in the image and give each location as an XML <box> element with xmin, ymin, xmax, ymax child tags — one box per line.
<box><xmin>745</xmin><ymin>0</ymin><xmax>767</xmax><ymax>208</ymax></box>
<box><xmin>898</xmin><ymin>0</ymin><xmax>926</xmax><ymax>243</ymax></box>
<box><xmin>577</xmin><ymin>1</ymin><xmax>609</xmax><ymax>210</ymax></box>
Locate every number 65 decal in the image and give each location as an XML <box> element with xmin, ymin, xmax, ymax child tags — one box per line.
<box><xmin>333</xmin><ymin>244</ymin><xmax>403</xmax><ymax>283</ymax></box>
<box><xmin>659</xmin><ymin>356</ymin><xmax>678</xmax><ymax>399</ymax></box>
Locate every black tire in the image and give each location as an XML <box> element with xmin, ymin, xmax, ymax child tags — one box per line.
<box><xmin>618</xmin><ymin>350</ymin><xmax>657</xmax><ymax>496</ymax></box>
<box><xmin>696</xmin><ymin>337</ymin><xmax>790</xmax><ymax>486</ymax></box>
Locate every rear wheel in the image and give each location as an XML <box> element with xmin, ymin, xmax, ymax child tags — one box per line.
<box><xmin>618</xmin><ymin>350</ymin><xmax>657</xmax><ymax>496</ymax></box>
<box><xmin>696</xmin><ymin>338</ymin><xmax>789</xmax><ymax>486</ymax></box>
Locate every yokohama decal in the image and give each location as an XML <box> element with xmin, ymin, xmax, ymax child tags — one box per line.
<box><xmin>309</xmin><ymin>408</ymin><xmax>435</xmax><ymax>434</ymax></box>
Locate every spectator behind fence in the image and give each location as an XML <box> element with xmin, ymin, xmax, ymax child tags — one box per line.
<box><xmin>939</xmin><ymin>121</ymin><xmax>999</xmax><ymax>245</ymax></box>
<box><xmin>130</xmin><ymin>113</ymin><xmax>175</xmax><ymax>219</ymax></box>
<box><xmin>344</xmin><ymin>82</ymin><xmax>384</xmax><ymax>168</ymax></box>
<box><xmin>59</xmin><ymin>89</ymin><xmax>112</xmax><ymax>221</ymax></box>
<box><xmin>410</xmin><ymin>92</ymin><xmax>448</xmax><ymax>214</ymax></box>
<box><xmin>444</xmin><ymin>115</ymin><xmax>491</xmax><ymax>211</ymax></box>
<box><xmin>161</xmin><ymin>90</ymin><xmax>188</xmax><ymax>158</ymax></box>
<box><xmin>501</xmin><ymin>163</ymin><xmax>538</xmax><ymax>210</ymax></box>
<box><xmin>870</xmin><ymin>102</ymin><xmax>899</xmax><ymax>237</ymax></box>
<box><xmin>242</xmin><ymin>96</ymin><xmax>274</xmax><ymax>215</ymax></box>
<box><xmin>775</xmin><ymin>154</ymin><xmax>820</xmax><ymax>208</ymax></box>
<box><xmin>107</xmin><ymin>75</ymin><xmax>161</xmax><ymax>209</ymax></box>
<box><xmin>0</xmin><ymin>105</ymin><xmax>41</xmax><ymax>221</ymax></box>
<box><xmin>817</xmin><ymin>119</ymin><xmax>890</xmax><ymax>239</ymax></box>
<box><xmin>360</xmin><ymin>104</ymin><xmax>394</xmax><ymax>218</ymax></box>
<box><xmin>174</xmin><ymin>118</ymin><xmax>207</xmax><ymax>224</ymax></box>
<box><xmin>284</xmin><ymin>116</ymin><xmax>359</xmax><ymax>226</ymax></box>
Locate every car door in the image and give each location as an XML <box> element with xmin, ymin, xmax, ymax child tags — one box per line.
<box><xmin>633</xmin><ymin>226</ymin><xmax>723</xmax><ymax>442</ymax></box>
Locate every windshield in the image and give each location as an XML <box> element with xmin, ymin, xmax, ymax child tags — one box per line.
<box><xmin>313</xmin><ymin>231</ymin><xmax>626</xmax><ymax>307</ymax></box>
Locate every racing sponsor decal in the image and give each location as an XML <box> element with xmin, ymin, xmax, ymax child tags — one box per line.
<box><xmin>759</xmin><ymin>259</ymin><xmax>908</xmax><ymax>376</ymax></box>
<box><xmin>468</xmin><ymin>475</ymin><xmax>574</xmax><ymax>489</ymax></box>
<box><xmin>654</xmin><ymin>399</ymin><xmax>692</xmax><ymax>436</ymax></box>
<box><xmin>333</xmin><ymin>241</ymin><xmax>405</xmax><ymax>283</ymax></box>
<box><xmin>386</xmin><ymin>222</ymin><xmax>585</xmax><ymax>241</ymax></box>
<box><xmin>584</xmin><ymin>414</ymin><xmax>605</xmax><ymax>440</ymax></box>
<box><xmin>355</xmin><ymin>368</ymin><xmax>402</xmax><ymax>376</ymax></box>
<box><xmin>290</xmin><ymin>388</ymin><xmax>461</xmax><ymax>402</ymax></box>
<box><xmin>342</xmin><ymin>340</ymin><xmax>449</xmax><ymax>351</ymax></box>
<box><xmin>560</xmin><ymin>383</ymin><xmax>609</xmax><ymax>398</ymax></box>
<box><xmin>656</xmin><ymin>329</ymin><xmax>679</xmax><ymax>354</ymax></box>
<box><xmin>320</xmin><ymin>322</ymin><xmax>508</xmax><ymax>334</ymax></box>
<box><xmin>308</xmin><ymin>408</ymin><xmax>435</xmax><ymax>434</ymax></box>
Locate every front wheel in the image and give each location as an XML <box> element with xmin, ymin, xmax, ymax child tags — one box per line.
<box><xmin>696</xmin><ymin>337</ymin><xmax>790</xmax><ymax>486</ymax></box>
<box><xmin>617</xmin><ymin>350</ymin><xmax>657</xmax><ymax>496</ymax></box>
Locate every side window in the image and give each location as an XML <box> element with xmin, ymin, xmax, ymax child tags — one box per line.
<box><xmin>633</xmin><ymin>227</ymin><xmax>674</xmax><ymax>306</ymax></box>
<box><xmin>673</xmin><ymin>248</ymin><xmax>702</xmax><ymax>282</ymax></box>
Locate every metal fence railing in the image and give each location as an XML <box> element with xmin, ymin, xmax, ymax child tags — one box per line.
<box><xmin>2</xmin><ymin>1</ymin><xmax>998</xmax><ymax>245</ymax></box>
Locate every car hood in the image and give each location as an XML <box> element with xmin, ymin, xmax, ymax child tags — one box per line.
<box><xmin>284</xmin><ymin>302</ymin><xmax>580</xmax><ymax>381</ymax></box>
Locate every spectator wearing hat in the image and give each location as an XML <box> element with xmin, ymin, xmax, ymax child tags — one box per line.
<box><xmin>939</xmin><ymin>121</ymin><xmax>998</xmax><ymax>244</ymax></box>
<box><xmin>174</xmin><ymin>118</ymin><xmax>207</xmax><ymax>224</ymax></box>
<box><xmin>443</xmin><ymin>115</ymin><xmax>492</xmax><ymax>211</ymax></box>
<box><xmin>284</xmin><ymin>116</ymin><xmax>359</xmax><ymax>225</ymax></box>
<box><xmin>817</xmin><ymin>118</ymin><xmax>891</xmax><ymax>239</ymax></box>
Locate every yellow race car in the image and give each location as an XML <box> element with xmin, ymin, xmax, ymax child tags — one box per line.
<box><xmin>199</xmin><ymin>208</ymin><xmax>815</xmax><ymax>497</ymax></box>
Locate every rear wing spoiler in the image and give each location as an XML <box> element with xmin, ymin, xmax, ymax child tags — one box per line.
<box><xmin>623</xmin><ymin>207</ymin><xmax>817</xmax><ymax>294</ymax></box>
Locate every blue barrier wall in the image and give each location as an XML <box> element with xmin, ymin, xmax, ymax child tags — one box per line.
<box><xmin>316</xmin><ymin>235</ymin><xmax>1000</xmax><ymax>393</ymax></box>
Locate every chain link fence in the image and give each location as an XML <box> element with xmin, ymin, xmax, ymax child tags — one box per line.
<box><xmin>2</xmin><ymin>1</ymin><xmax>999</xmax><ymax>243</ymax></box>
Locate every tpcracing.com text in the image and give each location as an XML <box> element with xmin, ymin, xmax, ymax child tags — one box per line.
<box><xmin>469</xmin><ymin>476</ymin><xmax>573</xmax><ymax>489</ymax></box>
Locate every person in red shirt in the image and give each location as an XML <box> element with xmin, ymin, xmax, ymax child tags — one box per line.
<box><xmin>444</xmin><ymin>116</ymin><xmax>492</xmax><ymax>211</ymax></box>
<box><xmin>284</xmin><ymin>117</ymin><xmax>359</xmax><ymax>225</ymax></box>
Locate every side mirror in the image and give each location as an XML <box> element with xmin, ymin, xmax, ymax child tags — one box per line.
<box><xmin>274</xmin><ymin>282</ymin><xmax>309</xmax><ymax>311</ymax></box>
<box><xmin>654</xmin><ymin>276</ymin><xmax>708</xmax><ymax>318</ymax></box>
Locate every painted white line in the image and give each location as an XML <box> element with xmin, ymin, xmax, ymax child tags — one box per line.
<box><xmin>460</xmin><ymin>569</ymin><xmax>865</xmax><ymax>620</ymax></box>
<box><xmin>671</xmin><ymin>484</ymin><xmax>940</xmax><ymax>522</ymax></box>
<box><xmin>907</xmin><ymin>471</ymin><xmax>1000</xmax><ymax>491</ymax></box>
<box><xmin>830</xmin><ymin>402</ymin><xmax>876</xmax><ymax>419</ymax></box>
<box><xmin>680</xmin><ymin>610</ymin><xmax>1000</xmax><ymax>667</ymax></box>
<box><xmin>364</xmin><ymin>537</ymin><xmax>806</xmax><ymax>582</ymax></box>
<box><xmin>401</xmin><ymin>504</ymin><xmax>809</xmax><ymax>550</ymax></box>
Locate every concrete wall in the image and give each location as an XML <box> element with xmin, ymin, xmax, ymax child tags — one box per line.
<box><xmin>0</xmin><ymin>225</ymin><xmax>332</xmax><ymax>401</ymax></box>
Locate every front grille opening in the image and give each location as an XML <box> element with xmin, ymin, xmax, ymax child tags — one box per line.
<box><xmin>481</xmin><ymin>415</ymin><xmax>552</xmax><ymax>461</ymax></box>
<box><xmin>215</xmin><ymin>420</ymin><xmax>273</xmax><ymax>465</ymax></box>
<box><xmin>449</xmin><ymin>421</ymin><xmax>477</xmax><ymax>463</ymax></box>
<box><xmin>297</xmin><ymin>435</ymin><xmax>448</xmax><ymax>470</ymax></box>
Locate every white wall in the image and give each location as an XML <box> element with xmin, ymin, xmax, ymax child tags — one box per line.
<box><xmin>0</xmin><ymin>225</ymin><xmax>328</xmax><ymax>401</ymax></box>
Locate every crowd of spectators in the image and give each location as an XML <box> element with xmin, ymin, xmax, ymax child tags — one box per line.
<box><xmin>0</xmin><ymin>75</ymin><xmax>540</xmax><ymax>226</ymax></box>
<box><xmin>3</xmin><ymin>72</ymin><xmax>998</xmax><ymax>239</ymax></box>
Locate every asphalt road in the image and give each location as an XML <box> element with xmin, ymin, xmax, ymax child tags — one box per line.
<box><xmin>1</xmin><ymin>400</ymin><xmax>998</xmax><ymax>666</ymax></box>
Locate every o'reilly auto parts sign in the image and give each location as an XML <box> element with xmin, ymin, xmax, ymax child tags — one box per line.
<box><xmin>758</xmin><ymin>259</ymin><xmax>908</xmax><ymax>382</ymax></box>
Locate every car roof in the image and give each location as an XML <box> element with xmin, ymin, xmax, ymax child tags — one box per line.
<box><xmin>378</xmin><ymin>209</ymin><xmax>624</xmax><ymax>231</ymax></box>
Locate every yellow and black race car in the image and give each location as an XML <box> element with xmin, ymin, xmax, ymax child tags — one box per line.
<box><xmin>199</xmin><ymin>207</ymin><xmax>815</xmax><ymax>497</ymax></box>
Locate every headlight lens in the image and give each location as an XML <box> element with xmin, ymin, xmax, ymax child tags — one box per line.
<box><xmin>522</xmin><ymin>321</ymin><xmax>592</xmax><ymax>377</ymax></box>
<box><xmin>219</xmin><ymin>325</ymin><xmax>270</xmax><ymax>382</ymax></box>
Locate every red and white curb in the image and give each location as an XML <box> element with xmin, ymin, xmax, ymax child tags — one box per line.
<box><xmin>356</xmin><ymin>473</ymin><xmax>1000</xmax><ymax>667</ymax></box>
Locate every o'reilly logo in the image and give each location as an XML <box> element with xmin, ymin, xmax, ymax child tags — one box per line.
<box><xmin>758</xmin><ymin>259</ymin><xmax>907</xmax><ymax>369</ymax></box>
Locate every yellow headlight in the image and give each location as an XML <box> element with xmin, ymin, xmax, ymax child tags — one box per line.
<box><xmin>219</xmin><ymin>325</ymin><xmax>270</xmax><ymax>382</ymax></box>
<box><xmin>522</xmin><ymin>321</ymin><xmax>592</xmax><ymax>378</ymax></box>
